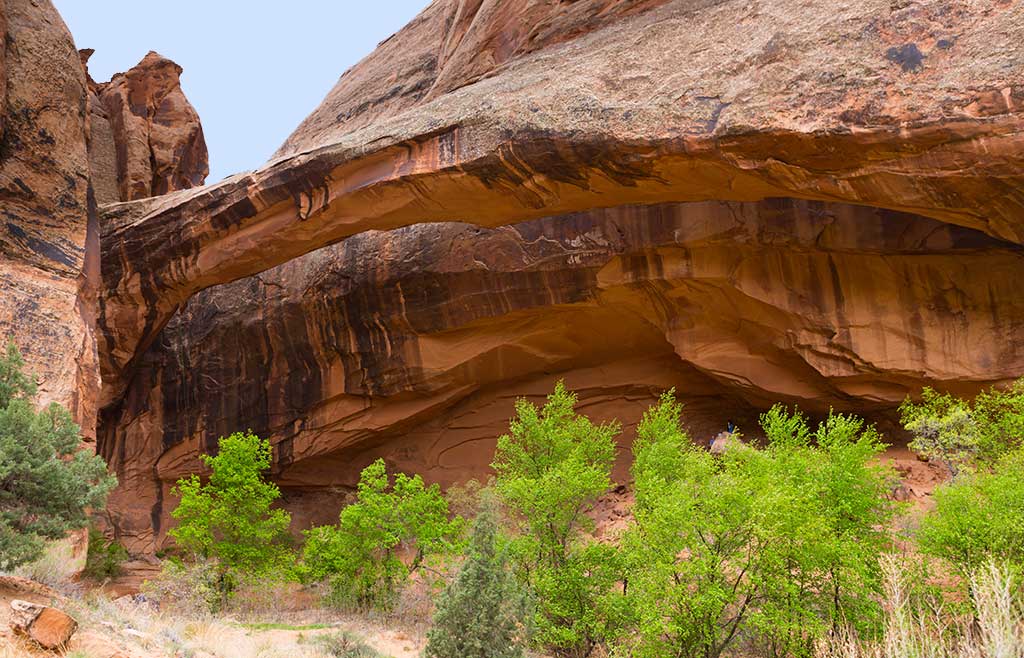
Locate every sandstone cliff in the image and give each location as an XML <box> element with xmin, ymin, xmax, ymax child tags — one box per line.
<box><xmin>82</xmin><ymin>49</ymin><xmax>208</xmax><ymax>204</ymax></box>
<box><xmin>0</xmin><ymin>0</ymin><xmax>207</xmax><ymax>445</ymax></box>
<box><xmin>97</xmin><ymin>0</ymin><xmax>1024</xmax><ymax>412</ymax></box>
<box><xmin>94</xmin><ymin>0</ymin><xmax>1024</xmax><ymax>553</ymax></box>
<box><xmin>0</xmin><ymin>0</ymin><xmax>97</xmax><ymax>437</ymax></box>
<box><xmin>101</xmin><ymin>200</ymin><xmax>1024</xmax><ymax>551</ymax></box>
<box><xmin>3</xmin><ymin>0</ymin><xmax>1023</xmax><ymax>557</ymax></box>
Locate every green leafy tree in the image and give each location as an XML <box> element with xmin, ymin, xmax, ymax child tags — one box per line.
<box><xmin>169</xmin><ymin>431</ymin><xmax>293</xmax><ymax>598</ymax></box>
<box><xmin>492</xmin><ymin>381</ymin><xmax>620</xmax><ymax>657</ymax></box>
<box><xmin>758</xmin><ymin>405</ymin><xmax>896</xmax><ymax>652</ymax></box>
<box><xmin>918</xmin><ymin>445</ymin><xmax>1024</xmax><ymax>581</ymax></box>
<box><xmin>621</xmin><ymin>395</ymin><xmax>895</xmax><ymax>658</ymax></box>
<box><xmin>899</xmin><ymin>380</ymin><xmax>1024</xmax><ymax>476</ymax></box>
<box><xmin>303</xmin><ymin>458</ymin><xmax>461</xmax><ymax>610</ymax></box>
<box><xmin>425</xmin><ymin>496</ymin><xmax>530</xmax><ymax>658</ymax></box>
<box><xmin>0</xmin><ymin>342</ymin><xmax>116</xmax><ymax>569</ymax></box>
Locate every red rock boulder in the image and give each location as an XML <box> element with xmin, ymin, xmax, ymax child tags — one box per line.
<box><xmin>9</xmin><ymin>600</ymin><xmax>78</xmax><ymax>650</ymax></box>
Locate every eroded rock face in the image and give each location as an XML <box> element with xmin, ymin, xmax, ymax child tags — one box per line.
<box><xmin>88</xmin><ymin>0</ymin><xmax>1023</xmax><ymax>554</ymax></box>
<box><xmin>85</xmin><ymin>50</ymin><xmax>208</xmax><ymax>203</ymax></box>
<box><xmin>100</xmin><ymin>199</ymin><xmax>1024</xmax><ymax>553</ymax></box>
<box><xmin>97</xmin><ymin>0</ymin><xmax>1024</xmax><ymax>411</ymax></box>
<box><xmin>0</xmin><ymin>0</ymin><xmax>209</xmax><ymax>445</ymax></box>
<box><xmin>0</xmin><ymin>0</ymin><xmax>97</xmax><ymax>436</ymax></box>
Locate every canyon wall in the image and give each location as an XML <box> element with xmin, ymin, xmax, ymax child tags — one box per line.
<box><xmin>0</xmin><ymin>0</ymin><xmax>206</xmax><ymax>444</ymax></box>
<box><xmin>97</xmin><ymin>0</ymin><xmax>1024</xmax><ymax>412</ymax></box>
<box><xmin>3</xmin><ymin>0</ymin><xmax>1023</xmax><ymax>556</ymax></box>
<box><xmin>93</xmin><ymin>0</ymin><xmax>1024</xmax><ymax>553</ymax></box>
<box><xmin>0</xmin><ymin>0</ymin><xmax>97</xmax><ymax>436</ymax></box>
<box><xmin>101</xmin><ymin>199</ymin><xmax>1024</xmax><ymax>551</ymax></box>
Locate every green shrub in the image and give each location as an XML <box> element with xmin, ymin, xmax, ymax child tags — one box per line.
<box><xmin>0</xmin><ymin>341</ymin><xmax>116</xmax><ymax>570</ymax></box>
<box><xmin>168</xmin><ymin>431</ymin><xmax>293</xmax><ymax>604</ymax></box>
<box><xmin>312</xmin><ymin>631</ymin><xmax>384</xmax><ymax>658</ymax></box>
<box><xmin>141</xmin><ymin>557</ymin><xmax>223</xmax><ymax>612</ymax></box>
<box><xmin>492</xmin><ymin>381</ymin><xmax>620</xmax><ymax>657</ymax></box>
<box><xmin>621</xmin><ymin>394</ymin><xmax>896</xmax><ymax>658</ymax></box>
<box><xmin>425</xmin><ymin>496</ymin><xmax>529</xmax><ymax>658</ymax></box>
<box><xmin>83</xmin><ymin>524</ymin><xmax>128</xmax><ymax>580</ymax></box>
<box><xmin>918</xmin><ymin>445</ymin><xmax>1024</xmax><ymax>581</ymax></box>
<box><xmin>303</xmin><ymin>458</ymin><xmax>461</xmax><ymax>611</ymax></box>
<box><xmin>900</xmin><ymin>380</ymin><xmax>1024</xmax><ymax>475</ymax></box>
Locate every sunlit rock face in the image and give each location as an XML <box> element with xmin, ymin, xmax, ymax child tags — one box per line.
<box><xmin>0</xmin><ymin>0</ymin><xmax>98</xmax><ymax>437</ymax></box>
<box><xmin>85</xmin><ymin>0</ymin><xmax>1023</xmax><ymax>553</ymax></box>
<box><xmin>82</xmin><ymin>49</ymin><xmax>208</xmax><ymax>204</ymax></box>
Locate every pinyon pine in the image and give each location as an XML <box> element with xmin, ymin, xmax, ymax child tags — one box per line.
<box><xmin>0</xmin><ymin>342</ymin><xmax>116</xmax><ymax>569</ymax></box>
<box><xmin>426</xmin><ymin>497</ymin><xmax>529</xmax><ymax>658</ymax></box>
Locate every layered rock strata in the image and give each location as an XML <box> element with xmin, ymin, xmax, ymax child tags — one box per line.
<box><xmin>93</xmin><ymin>0</ymin><xmax>1024</xmax><ymax>553</ymax></box>
<box><xmin>100</xmin><ymin>198</ymin><xmax>1024</xmax><ymax>553</ymax></box>
<box><xmin>98</xmin><ymin>0</ymin><xmax>1024</xmax><ymax>413</ymax></box>
<box><xmin>4</xmin><ymin>0</ymin><xmax>1022</xmax><ymax>557</ymax></box>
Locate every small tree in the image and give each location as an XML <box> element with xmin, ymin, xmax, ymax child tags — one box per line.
<box><xmin>83</xmin><ymin>524</ymin><xmax>129</xmax><ymax>580</ymax></box>
<box><xmin>899</xmin><ymin>380</ymin><xmax>1024</xmax><ymax>476</ymax></box>
<box><xmin>900</xmin><ymin>388</ymin><xmax>979</xmax><ymax>477</ymax></box>
<box><xmin>169</xmin><ymin>431</ymin><xmax>293</xmax><ymax>599</ymax></box>
<box><xmin>0</xmin><ymin>342</ymin><xmax>116</xmax><ymax>569</ymax></box>
<box><xmin>492</xmin><ymin>381</ymin><xmax>620</xmax><ymax>657</ymax></box>
<box><xmin>759</xmin><ymin>405</ymin><xmax>896</xmax><ymax>651</ymax></box>
<box><xmin>303</xmin><ymin>458</ymin><xmax>461</xmax><ymax>610</ymax></box>
<box><xmin>425</xmin><ymin>496</ymin><xmax>529</xmax><ymax>658</ymax></box>
<box><xmin>918</xmin><ymin>445</ymin><xmax>1024</xmax><ymax>581</ymax></box>
<box><xmin>622</xmin><ymin>395</ymin><xmax>895</xmax><ymax>658</ymax></box>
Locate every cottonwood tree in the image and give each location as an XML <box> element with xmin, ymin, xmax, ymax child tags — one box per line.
<box><xmin>170</xmin><ymin>431</ymin><xmax>293</xmax><ymax>601</ymax></box>
<box><xmin>492</xmin><ymin>381</ymin><xmax>621</xmax><ymax>657</ymax></box>
<box><xmin>919</xmin><ymin>445</ymin><xmax>1024</xmax><ymax>582</ymax></box>
<box><xmin>621</xmin><ymin>394</ymin><xmax>895</xmax><ymax>658</ymax></box>
<box><xmin>303</xmin><ymin>458</ymin><xmax>461</xmax><ymax>610</ymax></box>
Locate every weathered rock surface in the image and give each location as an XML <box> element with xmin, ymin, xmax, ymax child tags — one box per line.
<box><xmin>0</xmin><ymin>0</ymin><xmax>98</xmax><ymax>436</ymax></box>
<box><xmin>97</xmin><ymin>0</ymin><xmax>1024</xmax><ymax>414</ymax></box>
<box><xmin>0</xmin><ymin>0</ymin><xmax>208</xmax><ymax>448</ymax></box>
<box><xmin>84</xmin><ymin>50</ymin><xmax>208</xmax><ymax>203</ymax></box>
<box><xmin>100</xmin><ymin>198</ymin><xmax>1024</xmax><ymax>553</ymax></box>
<box><xmin>9</xmin><ymin>600</ymin><xmax>77</xmax><ymax>649</ymax></box>
<box><xmin>6</xmin><ymin>0</ymin><xmax>1017</xmax><ymax>555</ymax></box>
<box><xmin>91</xmin><ymin>0</ymin><xmax>1024</xmax><ymax>553</ymax></box>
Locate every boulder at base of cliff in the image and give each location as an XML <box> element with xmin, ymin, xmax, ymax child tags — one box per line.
<box><xmin>9</xmin><ymin>599</ymin><xmax>78</xmax><ymax>649</ymax></box>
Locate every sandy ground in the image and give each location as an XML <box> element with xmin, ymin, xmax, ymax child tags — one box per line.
<box><xmin>0</xmin><ymin>575</ymin><xmax>424</xmax><ymax>658</ymax></box>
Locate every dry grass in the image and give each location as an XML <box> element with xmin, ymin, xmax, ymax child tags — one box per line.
<box><xmin>50</xmin><ymin>586</ymin><xmax>412</xmax><ymax>658</ymax></box>
<box><xmin>820</xmin><ymin>560</ymin><xmax>1024</xmax><ymax>658</ymax></box>
<box><xmin>12</xmin><ymin>536</ymin><xmax>85</xmax><ymax>591</ymax></box>
<box><xmin>0</xmin><ymin>635</ymin><xmax>43</xmax><ymax>657</ymax></box>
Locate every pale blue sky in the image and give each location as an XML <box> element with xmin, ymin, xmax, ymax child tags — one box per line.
<box><xmin>55</xmin><ymin>1</ymin><xmax>429</xmax><ymax>182</ymax></box>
